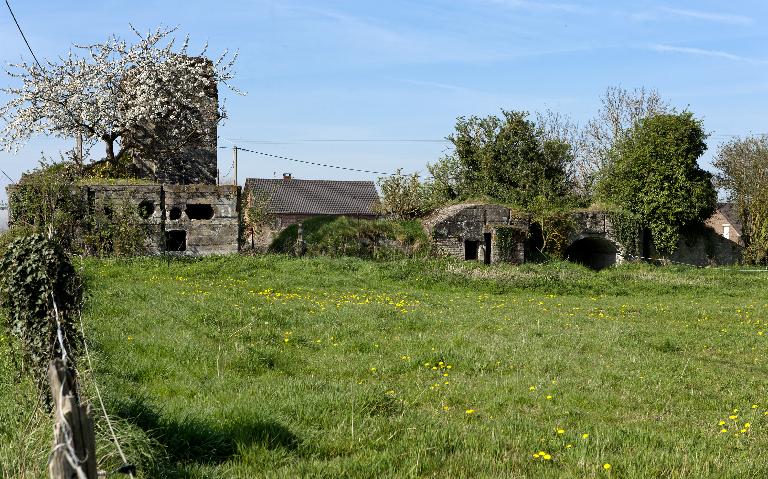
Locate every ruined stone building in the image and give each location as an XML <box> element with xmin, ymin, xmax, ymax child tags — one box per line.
<box><xmin>424</xmin><ymin>202</ymin><xmax>744</xmax><ymax>269</ymax></box>
<box><xmin>243</xmin><ymin>174</ymin><xmax>379</xmax><ymax>249</ymax></box>
<box><xmin>8</xmin><ymin>56</ymin><xmax>239</xmax><ymax>256</ymax></box>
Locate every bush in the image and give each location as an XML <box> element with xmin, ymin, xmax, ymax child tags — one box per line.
<box><xmin>269</xmin><ymin>216</ymin><xmax>430</xmax><ymax>259</ymax></box>
<box><xmin>8</xmin><ymin>161</ymin><xmax>149</xmax><ymax>256</ymax></box>
<box><xmin>7</xmin><ymin>161</ymin><xmax>86</xmax><ymax>251</ymax></box>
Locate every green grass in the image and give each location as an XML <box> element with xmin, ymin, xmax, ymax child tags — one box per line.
<box><xmin>3</xmin><ymin>256</ymin><xmax>768</xmax><ymax>477</ymax></box>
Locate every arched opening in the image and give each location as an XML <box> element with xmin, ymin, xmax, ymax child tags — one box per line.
<box><xmin>565</xmin><ymin>236</ymin><xmax>618</xmax><ymax>270</ymax></box>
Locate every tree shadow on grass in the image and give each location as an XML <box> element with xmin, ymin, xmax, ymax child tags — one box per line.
<box><xmin>112</xmin><ymin>395</ymin><xmax>299</xmax><ymax>465</ymax></box>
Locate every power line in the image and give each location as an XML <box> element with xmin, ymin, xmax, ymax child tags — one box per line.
<box><xmin>0</xmin><ymin>169</ymin><xmax>15</xmax><ymax>183</ymax></box>
<box><xmin>228</xmin><ymin>138</ymin><xmax>451</xmax><ymax>144</ymax></box>
<box><xmin>232</xmin><ymin>146</ymin><xmax>399</xmax><ymax>176</ymax></box>
<box><xmin>4</xmin><ymin>0</ymin><xmax>44</xmax><ymax>69</ymax></box>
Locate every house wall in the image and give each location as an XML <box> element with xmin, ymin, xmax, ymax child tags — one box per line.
<box><xmin>428</xmin><ymin>204</ymin><xmax>529</xmax><ymax>264</ymax></box>
<box><xmin>705</xmin><ymin>210</ymin><xmax>743</xmax><ymax>247</ymax></box>
<box><xmin>665</xmin><ymin>225</ymin><xmax>743</xmax><ymax>266</ymax></box>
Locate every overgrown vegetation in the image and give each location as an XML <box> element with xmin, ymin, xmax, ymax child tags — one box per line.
<box><xmin>269</xmin><ymin>216</ymin><xmax>431</xmax><ymax>259</ymax></box>
<box><xmin>426</xmin><ymin>110</ymin><xmax>573</xmax><ymax>208</ymax></box>
<box><xmin>597</xmin><ymin>112</ymin><xmax>716</xmax><ymax>256</ymax></box>
<box><xmin>4</xmin><ymin>256</ymin><xmax>768</xmax><ymax>477</ymax></box>
<box><xmin>5</xmin><ymin>161</ymin><xmax>150</xmax><ymax>257</ymax></box>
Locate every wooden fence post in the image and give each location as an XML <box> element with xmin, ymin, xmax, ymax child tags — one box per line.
<box><xmin>48</xmin><ymin>358</ymin><xmax>97</xmax><ymax>479</ymax></box>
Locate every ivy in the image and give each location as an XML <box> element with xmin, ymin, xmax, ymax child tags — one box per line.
<box><xmin>0</xmin><ymin>234</ymin><xmax>82</xmax><ymax>393</ymax></box>
<box><xmin>607</xmin><ymin>209</ymin><xmax>643</xmax><ymax>257</ymax></box>
<box><xmin>494</xmin><ymin>225</ymin><xmax>528</xmax><ymax>262</ymax></box>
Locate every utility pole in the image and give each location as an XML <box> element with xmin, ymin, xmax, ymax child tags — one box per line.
<box><xmin>233</xmin><ymin>146</ymin><xmax>238</xmax><ymax>186</ymax></box>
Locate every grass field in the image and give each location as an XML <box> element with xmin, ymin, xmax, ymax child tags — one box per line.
<box><xmin>3</xmin><ymin>255</ymin><xmax>768</xmax><ymax>477</ymax></box>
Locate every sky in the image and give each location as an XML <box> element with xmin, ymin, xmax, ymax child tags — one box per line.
<box><xmin>0</xmin><ymin>0</ymin><xmax>767</xmax><ymax>203</ymax></box>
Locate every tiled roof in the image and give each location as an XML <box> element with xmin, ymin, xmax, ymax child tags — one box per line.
<box><xmin>244</xmin><ymin>177</ymin><xmax>380</xmax><ymax>216</ymax></box>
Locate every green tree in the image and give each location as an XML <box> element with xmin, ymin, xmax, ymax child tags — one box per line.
<box><xmin>428</xmin><ymin>110</ymin><xmax>573</xmax><ymax>208</ymax></box>
<box><xmin>597</xmin><ymin>112</ymin><xmax>716</xmax><ymax>256</ymax></box>
<box><xmin>713</xmin><ymin>136</ymin><xmax>768</xmax><ymax>264</ymax></box>
<box><xmin>377</xmin><ymin>169</ymin><xmax>433</xmax><ymax>219</ymax></box>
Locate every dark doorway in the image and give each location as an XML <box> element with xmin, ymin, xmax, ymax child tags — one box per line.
<box><xmin>464</xmin><ymin>240</ymin><xmax>479</xmax><ymax>261</ymax></box>
<box><xmin>165</xmin><ymin>230</ymin><xmax>187</xmax><ymax>251</ymax></box>
<box><xmin>185</xmin><ymin>204</ymin><xmax>215</xmax><ymax>220</ymax></box>
<box><xmin>483</xmin><ymin>233</ymin><xmax>492</xmax><ymax>264</ymax></box>
<box><xmin>565</xmin><ymin>237</ymin><xmax>617</xmax><ymax>270</ymax></box>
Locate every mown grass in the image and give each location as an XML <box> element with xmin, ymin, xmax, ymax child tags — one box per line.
<box><xmin>2</xmin><ymin>256</ymin><xmax>768</xmax><ymax>477</ymax></box>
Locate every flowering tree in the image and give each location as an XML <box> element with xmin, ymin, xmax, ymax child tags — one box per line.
<box><xmin>0</xmin><ymin>26</ymin><xmax>240</xmax><ymax>167</ymax></box>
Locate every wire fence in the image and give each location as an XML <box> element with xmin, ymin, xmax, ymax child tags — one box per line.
<box><xmin>49</xmin><ymin>293</ymin><xmax>135</xmax><ymax>478</ymax></box>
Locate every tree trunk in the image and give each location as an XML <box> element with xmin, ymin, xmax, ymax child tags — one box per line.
<box><xmin>105</xmin><ymin>137</ymin><xmax>115</xmax><ymax>163</ymax></box>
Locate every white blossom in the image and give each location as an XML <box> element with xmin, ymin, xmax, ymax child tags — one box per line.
<box><xmin>0</xmin><ymin>26</ymin><xmax>242</xmax><ymax>164</ymax></box>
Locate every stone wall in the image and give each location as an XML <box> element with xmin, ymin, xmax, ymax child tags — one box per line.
<box><xmin>666</xmin><ymin>225</ymin><xmax>743</xmax><ymax>266</ymax></box>
<box><xmin>85</xmin><ymin>184</ymin><xmax>239</xmax><ymax>255</ymax></box>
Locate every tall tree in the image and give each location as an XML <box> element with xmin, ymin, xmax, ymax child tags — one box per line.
<box><xmin>713</xmin><ymin>136</ymin><xmax>768</xmax><ymax>264</ymax></box>
<box><xmin>597</xmin><ymin>112</ymin><xmax>716</xmax><ymax>255</ymax></box>
<box><xmin>428</xmin><ymin>110</ymin><xmax>573</xmax><ymax>208</ymax></box>
<box><xmin>579</xmin><ymin>87</ymin><xmax>671</xmax><ymax>198</ymax></box>
<box><xmin>0</xmin><ymin>26</ymin><xmax>240</xmax><ymax>169</ymax></box>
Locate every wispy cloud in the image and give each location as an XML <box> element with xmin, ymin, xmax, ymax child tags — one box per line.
<box><xmin>651</xmin><ymin>44</ymin><xmax>768</xmax><ymax>65</ymax></box>
<box><xmin>483</xmin><ymin>0</ymin><xmax>592</xmax><ymax>14</ymax></box>
<box><xmin>658</xmin><ymin>7</ymin><xmax>752</xmax><ymax>25</ymax></box>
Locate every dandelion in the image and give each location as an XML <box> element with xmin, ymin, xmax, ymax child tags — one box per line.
<box><xmin>546</xmin><ymin>395</ymin><xmax>553</xmax><ymax>400</ymax></box>
<box><xmin>543</xmin><ymin>454</ymin><xmax>552</xmax><ymax>460</ymax></box>
<box><xmin>603</xmin><ymin>463</ymin><xmax>612</xmax><ymax>470</ymax></box>
<box><xmin>718</xmin><ymin>420</ymin><xmax>726</xmax><ymax>426</ymax></box>
<box><xmin>582</xmin><ymin>433</ymin><xmax>589</xmax><ymax>439</ymax></box>
<box><xmin>465</xmin><ymin>409</ymin><xmax>475</xmax><ymax>414</ymax></box>
<box><xmin>529</xmin><ymin>386</ymin><xmax>536</xmax><ymax>391</ymax></box>
<box><xmin>556</xmin><ymin>429</ymin><xmax>565</xmax><ymax>434</ymax></box>
<box><xmin>744</xmin><ymin>422</ymin><xmax>751</xmax><ymax>428</ymax></box>
<box><xmin>720</xmin><ymin>428</ymin><xmax>728</xmax><ymax>433</ymax></box>
<box><xmin>565</xmin><ymin>444</ymin><xmax>573</xmax><ymax>449</ymax></box>
<box><xmin>729</xmin><ymin>415</ymin><xmax>738</xmax><ymax>420</ymax></box>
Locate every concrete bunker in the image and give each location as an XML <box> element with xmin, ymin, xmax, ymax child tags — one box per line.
<box><xmin>565</xmin><ymin>236</ymin><xmax>618</xmax><ymax>270</ymax></box>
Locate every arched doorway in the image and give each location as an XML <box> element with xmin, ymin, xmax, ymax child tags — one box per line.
<box><xmin>565</xmin><ymin>236</ymin><xmax>618</xmax><ymax>270</ymax></box>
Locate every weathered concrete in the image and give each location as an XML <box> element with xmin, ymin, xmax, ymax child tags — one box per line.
<box><xmin>84</xmin><ymin>184</ymin><xmax>239</xmax><ymax>255</ymax></box>
<box><xmin>426</xmin><ymin>203</ymin><xmax>745</xmax><ymax>268</ymax></box>
<box><xmin>424</xmin><ymin>204</ymin><xmax>530</xmax><ymax>265</ymax></box>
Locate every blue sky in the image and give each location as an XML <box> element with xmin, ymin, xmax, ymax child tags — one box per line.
<box><xmin>1</xmin><ymin>0</ymin><xmax>767</xmax><ymax>200</ymax></box>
